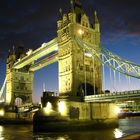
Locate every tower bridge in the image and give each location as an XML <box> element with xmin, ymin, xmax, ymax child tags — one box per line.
<box><xmin>0</xmin><ymin>0</ymin><xmax>140</xmax><ymax>111</ymax></box>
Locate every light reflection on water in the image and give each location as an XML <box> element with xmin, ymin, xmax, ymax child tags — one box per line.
<box><xmin>114</xmin><ymin>128</ymin><xmax>123</xmax><ymax>139</ymax></box>
<box><xmin>34</xmin><ymin>135</ymin><xmax>70</xmax><ymax>140</ymax></box>
<box><xmin>34</xmin><ymin>117</ymin><xmax>140</xmax><ymax>140</ymax></box>
<box><xmin>33</xmin><ymin>130</ymin><xmax>116</xmax><ymax>140</ymax></box>
<box><xmin>0</xmin><ymin>118</ymin><xmax>140</xmax><ymax>140</ymax></box>
<box><xmin>0</xmin><ymin>126</ymin><xmax>4</xmax><ymax>140</ymax></box>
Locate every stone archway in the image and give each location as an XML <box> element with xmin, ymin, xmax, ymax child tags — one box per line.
<box><xmin>14</xmin><ymin>95</ymin><xmax>28</xmax><ymax>106</ymax></box>
<box><xmin>15</xmin><ymin>97</ymin><xmax>23</xmax><ymax>107</ymax></box>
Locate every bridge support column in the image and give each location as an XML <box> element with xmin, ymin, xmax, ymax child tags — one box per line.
<box><xmin>33</xmin><ymin>96</ymin><xmax>119</xmax><ymax>132</ymax></box>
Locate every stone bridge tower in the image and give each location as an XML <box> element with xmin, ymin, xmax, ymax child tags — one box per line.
<box><xmin>6</xmin><ymin>46</ymin><xmax>33</xmax><ymax>105</ymax></box>
<box><xmin>57</xmin><ymin>0</ymin><xmax>102</xmax><ymax>96</ymax></box>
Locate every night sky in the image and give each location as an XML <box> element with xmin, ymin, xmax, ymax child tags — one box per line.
<box><xmin>0</xmin><ymin>0</ymin><xmax>140</xmax><ymax>102</ymax></box>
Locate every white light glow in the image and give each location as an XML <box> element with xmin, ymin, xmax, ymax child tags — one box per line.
<box><xmin>31</xmin><ymin>108</ymin><xmax>39</xmax><ymax>112</ymax></box>
<box><xmin>114</xmin><ymin>106</ymin><xmax>121</xmax><ymax>114</ymax></box>
<box><xmin>41</xmin><ymin>43</ymin><xmax>46</xmax><ymax>48</ymax></box>
<box><xmin>78</xmin><ymin>29</ymin><xmax>84</xmax><ymax>35</ymax></box>
<box><xmin>58</xmin><ymin>101</ymin><xmax>67</xmax><ymax>116</ymax></box>
<box><xmin>126</xmin><ymin>100</ymin><xmax>134</xmax><ymax>103</ymax></box>
<box><xmin>114</xmin><ymin>128</ymin><xmax>123</xmax><ymax>138</ymax></box>
<box><xmin>44</xmin><ymin>102</ymin><xmax>52</xmax><ymax>114</ymax></box>
<box><xmin>85</xmin><ymin>52</ymin><xmax>92</xmax><ymax>57</ymax></box>
<box><xmin>55</xmin><ymin>47</ymin><xmax>58</xmax><ymax>51</ymax></box>
<box><xmin>26</xmin><ymin>49</ymin><xmax>32</xmax><ymax>56</ymax></box>
<box><xmin>24</xmin><ymin>108</ymin><xmax>29</xmax><ymax>112</ymax></box>
<box><xmin>57</xmin><ymin>137</ymin><xmax>66</xmax><ymax>140</ymax></box>
<box><xmin>0</xmin><ymin>126</ymin><xmax>3</xmax><ymax>132</ymax></box>
<box><xmin>0</xmin><ymin>109</ymin><xmax>4</xmax><ymax>116</ymax></box>
<box><xmin>0</xmin><ymin>126</ymin><xmax>4</xmax><ymax>140</ymax></box>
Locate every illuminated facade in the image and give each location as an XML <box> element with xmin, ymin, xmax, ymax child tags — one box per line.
<box><xmin>5</xmin><ymin>0</ymin><xmax>102</xmax><ymax>105</ymax></box>
<box><xmin>6</xmin><ymin>47</ymin><xmax>33</xmax><ymax>105</ymax></box>
<box><xmin>57</xmin><ymin>1</ymin><xmax>102</xmax><ymax>96</ymax></box>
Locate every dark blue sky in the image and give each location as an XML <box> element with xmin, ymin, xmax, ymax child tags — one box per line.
<box><xmin>0</xmin><ymin>0</ymin><xmax>140</xmax><ymax>102</ymax></box>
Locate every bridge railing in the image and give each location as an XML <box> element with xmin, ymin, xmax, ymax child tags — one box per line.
<box><xmin>74</xmin><ymin>36</ymin><xmax>140</xmax><ymax>79</ymax></box>
<box><xmin>84</xmin><ymin>90</ymin><xmax>140</xmax><ymax>102</ymax></box>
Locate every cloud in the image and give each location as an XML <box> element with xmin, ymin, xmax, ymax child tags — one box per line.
<box><xmin>87</xmin><ymin>0</ymin><xmax>140</xmax><ymax>36</ymax></box>
<box><xmin>0</xmin><ymin>0</ymin><xmax>139</xmax><ymax>60</ymax></box>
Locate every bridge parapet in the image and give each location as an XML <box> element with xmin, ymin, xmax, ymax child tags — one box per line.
<box><xmin>84</xmin><ymin>90</ymin><xmax>140</xmax><ymax>102</ymax></box>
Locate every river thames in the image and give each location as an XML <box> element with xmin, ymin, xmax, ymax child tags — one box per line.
<box><xmin>0</xmin><ymin>117</ymin><xmax>140</xmax><ymax>140</ymax></box>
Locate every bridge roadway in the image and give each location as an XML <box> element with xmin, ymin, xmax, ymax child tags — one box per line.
<box><xmin>84</xmin><ymin>90</ymin><xmax>140</xmax><ymax>102</ymax></box>
<box><xmin>13</xmin><ymin>38</ymin><xmax>58</xmax><ymax>69</ymax></box>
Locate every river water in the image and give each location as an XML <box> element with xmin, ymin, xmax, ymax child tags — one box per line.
<box><xmin>0</xmin><ymin>117</ymin><xmax>140</xmax><ymax>140</ymax></box>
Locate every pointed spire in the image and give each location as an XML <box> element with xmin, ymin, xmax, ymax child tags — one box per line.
<box><xmin>70</xmin><ymin>0</ymin><xmax>74</xmax><ymax>12</ymax></box>
<box><xmin>59</xmin><ymin>8</ymin><xmax>63</xmax><ymax>20</ymax></box>
<box><xmin>43</xmin><ymin>82</ymin><xmax>46</xmax><ymax>92</ymax></box>
<box><xmin>12</xmin><ymin>45</ymin><xmax>15</xmax><ymax>54</ymax></box>
<box><xmin>94</xmin><ymin>11</ymin><xmax>99</xmax><ymax>24</ymax></box>
<box><xmin>94</xmin><ymin>11</ymin><xmax>100</xmax><ymax>32</ymax></box>
<box><xmin>8</xmin><ymin>49</ymin><xmax>11</xmax><ymax>57</ymax></box>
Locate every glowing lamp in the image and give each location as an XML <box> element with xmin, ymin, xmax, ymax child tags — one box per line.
<box><xmin>114</xmin><ymin>106</ymin><xmax>121</xmax><ymax>114</ymax></box>
<box><xmin>54</xmin><ymin>47</ymin><xmax>58</xmax><ymax>51</ymax></box>
<box><xmin>114</xmin><ymin>128</ymin><xmax>123</xmax><ymax>138</ymax></box>
<box><xmin>44</xmin><ymin>102</ymin><xmax>52</xmax><ymax>114</ymax></box>
<box><xmin>85</xmin><ymin>52</ymin><xmax>92</xmax><ymax>57</ymax></box>
<box><xmin>0</xmin><ymin>109</ymin><xmax>4</xmax><ymax>116</ymax></box>
<box><xmin>58</xmin><ymin>101</ymin><xmax>67</xmax><ymax>116</ymax></box>
<box><xmin>78</xmin><ymin>29</ymin><xmax>84</xmax><ymax>35</ymax></box>
<box><xmin>26</xmin><ymin>49</ymin><xmax>32</xmax><ymax>56</ymax></box>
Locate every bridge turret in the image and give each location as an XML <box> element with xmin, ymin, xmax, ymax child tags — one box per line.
<box><xmin>68</xmin><ymin>12</ymin><xmax>76</xmax><ymax>23</ymax></box>
<box><xmin>15</xmin><ymin>45</ymin><xmax>26</xmax><ymax>60</ymax></box>
<box><xmin>81</xmin><ymin>14</ymin><xmax>90</xmax><ymax>28</ymax></box>
<box><xmin>6</xmin><ymin>45</ymin><xmax>33</xmax><ymax>106</ymax></box>
<box><xmin>57</xmin><ymin>0</ymin><xmax>102</xmax><ymax>96</ymax></box>
<box><xmin>57</xmin><ymin>8</ymin><xmax>63</xmax><ymax>30</ymax></box>
<box><xmin>63</xmin><ymin>14</ymin><xmax>68</xmax><ymax>26</ymax></box>
<box><xmin>7</xmin><ymin>49</ymin><xmax>16</xmax><ymax>71</ymax></box>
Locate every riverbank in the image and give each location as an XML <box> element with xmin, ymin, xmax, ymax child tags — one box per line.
<box><xmin>0</xmin><ymin>118</ymin><xmax>32</xmax><ymax>125</ymax></box>
<box><xmin>33</xmin><ymin>113</ymin><xmax>118</xmax><ymax>132</ymax></box>
<box><xmin>0</xmin><ymin>118</ymin><xmax>139</xmax><ymax>139</ymax></box>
